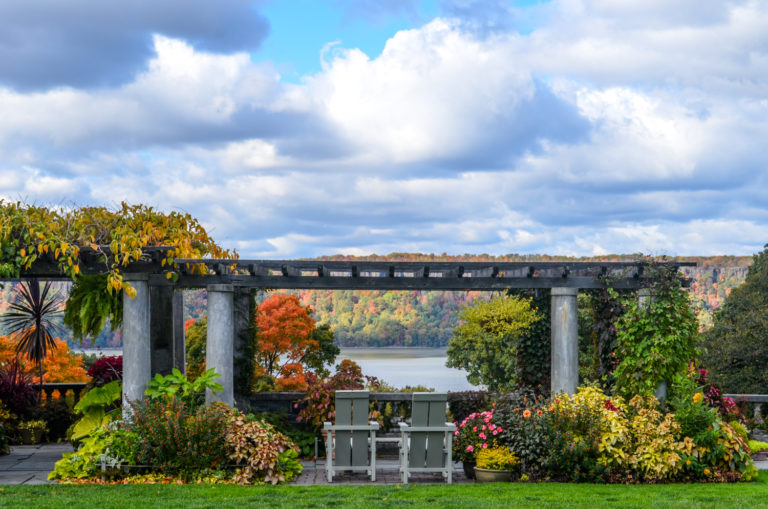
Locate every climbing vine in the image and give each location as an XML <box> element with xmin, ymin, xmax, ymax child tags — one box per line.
<box><xmin>612</xmin><ymin>260</ymin><xmax>699</xmax><ymax>399</ymax></box>
<box><xmin>507</xmin><ymin>288</ymin><xmax>551</xmax><ymax>394</ymax></box>
<box><xmin>1</xmin><ymin>201</ymin><xmax>234</xmax><ymax>341</ymax></box>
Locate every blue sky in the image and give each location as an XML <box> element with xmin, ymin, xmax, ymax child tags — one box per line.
<box><xmin>0</xmin><ymin>0</ymin><xmax>766</xmax><ymax>258</ymax></box>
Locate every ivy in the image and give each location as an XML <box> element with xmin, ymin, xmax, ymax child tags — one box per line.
<box><xmin>613</xmin><ymin>260</ymin><xmax>700</xmax><ymax>399</ymax></box>
<box><xmin>1</xmin><ymin>201</ymin><xmax>233</xmax><ymax>341</ymax></box>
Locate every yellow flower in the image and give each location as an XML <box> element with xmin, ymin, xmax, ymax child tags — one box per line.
<box><xmin>704</xmin><ymin>468</ymin><xmax>711</xmax><ymax>476</ymax></box>
<box><xmin>685</xmin><ymin>460</ymin><xmax>691</xmax><ymax>466</ymax></box>
<box><xmin>692</xmin><ymin>393</ymin><xmax>703</xmax><ymax>404</ymax></box>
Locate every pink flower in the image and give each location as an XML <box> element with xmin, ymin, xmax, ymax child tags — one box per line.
<box><xmin>473</xmin><ymin>426</ymin><xmax>477</xmax><ymax>432</ymax></box>
<box><xmin>466</xmin><ymin>445</ymin><xmax>474</xmax><ymax>452</ymax></box>
<box><xmin>454</xmin><ymin>430</ymin><xmax>459</xmax><ymax>436</ymax></box>
<box><xmin>496</xmin><ymin>427</ymin><xmax>503</xmax><ymax>432</ymax></box>
<box><xmin>492</xmin><ymin>430</ymin><xmax>498</xmax><ymax>435</ymax></box>
<box><xmin>482</xmin><ymin>443</ymin><xmax>488</xmax><ymax>449</ymax></box>
<box><xmin>482</xmin><ymin>425</ymin><xmax>487</xmax><ymax>431</ymax></box>
<box><xmin>479</xmin><ymin>433</ymin><xmax>486</xmax><ymax>439</ymax></box>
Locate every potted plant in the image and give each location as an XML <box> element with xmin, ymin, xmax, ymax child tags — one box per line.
<box><xmin>474</xmin><ymin>446</ymin><xmax>519</xmax><ymax>482</ymax></box>
<box><xmin>17</xmin><ymin>419</ymin><xmax>48</xmax><ymax>444</ymax></box>
<box><xmin>453</xmin><ymin>409</ymin><xmax>502</xmax><ymax>479</ymax></box>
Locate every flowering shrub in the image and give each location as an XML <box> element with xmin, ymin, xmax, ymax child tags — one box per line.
<box><xmin>127</xmin><ymin>397</ymin><xmax>231</xmax><ymax>479</ymax></box>
<box><xmin>87</xmin><ymin>355</ymin><xmax>122</xmax><ymax>386</ymax></box>
<box><xmin>544</xmin><ymin>393</ymin><xmax>607</xmax><ymax>482</ymax></box>
<box><xmin>493</xmin><ymin>391</ymin><xmax>548</xmax><ymax>477</ymax></box>
<box><xmin>475</xmin><ymin>446</ymin><xmax>519</xmax><ymax>471</ymax></box>
<box><xmin>453</xmin><ymin>409</ymin><xmax>503</xmax><ymax>463</ymax></box>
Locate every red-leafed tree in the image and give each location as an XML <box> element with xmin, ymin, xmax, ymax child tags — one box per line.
<box><xmin>255</xmin><ymin>294</ymin><xmax>317</xmax><ymax>387</ymax></box>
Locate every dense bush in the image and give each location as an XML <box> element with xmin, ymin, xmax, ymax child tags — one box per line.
<box><xmin>0</xmin><ymin>359</ymin><xmax>38</xmax><ymax>418</ymax></box>
<box><xmin>86</xmin><ymin>355</ymin><xmax>122</xmax><ymax>386</ymax></box>
<box><xmin>455</xmin><ymin>385</ymin><xmax>757</xmax><ymax>484</ymax></box>
<box><xmin>50</xmin><ymin>370</ymin><xmax>302</xmax><ymax>485</ymax></box>
<box><xmin>127</xmin><ymin>397</ymin><xmax>231</xmax><ymax>479</ymax></box>
<box><xmin>493</xmin><ymin>390</ymin><xmax>549</xmax><ymax>478</ymax></box>
<box><xmin>448</xmin><ymin>391</ymin><xmax>492</xmax><ymax>423</ymax></box>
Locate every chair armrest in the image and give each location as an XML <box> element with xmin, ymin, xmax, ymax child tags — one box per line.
<box><xmin>399</xmin><ymin>424</ymin><xmax>456</xmax><ymax>433</ymax></box>
<box><xmin>324</xmin><ymin>424</ymin><xmax>380</xmax><ymax>431</ymax></box>
<box><xmin>369</xmin><ymin>421</ymin><xmax>380</xmax><ymax>430</ymax></box>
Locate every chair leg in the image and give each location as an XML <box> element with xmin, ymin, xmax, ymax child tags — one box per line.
<box><xmin>370</xmin><ymin>430</ymin><xmax>376</xmax><ymax>482</ymax></box>
<box><xmin>326</xmin><ymin>431</ymin><xmax>333</xmax><ymax>483</ymax></box>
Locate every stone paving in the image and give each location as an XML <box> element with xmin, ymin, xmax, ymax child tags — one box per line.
<box><xmin>294</xmin><ymin>458</ymin><xmax>472</xmax><ymax>485</ymax></box>
<box><xmin>0</xmin><ymin>443</ymin><xmax>73</xmax><ymax>485</ymax></box>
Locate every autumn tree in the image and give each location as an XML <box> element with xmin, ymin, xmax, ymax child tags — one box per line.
<box><xmin>255</xmin><ymin>294</ymin><xmax>318</xmax><ymax>389</ymax></box>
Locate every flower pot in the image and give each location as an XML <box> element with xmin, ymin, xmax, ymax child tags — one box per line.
<box><xmin>462</xmin><ymin>461</ymin><xmax>476</xmax><ymax>479</ymax></box>
<box><xmin>474</xmin><ymin>467</ymin><xmax>512</xmax><ymax>482</ymax></box>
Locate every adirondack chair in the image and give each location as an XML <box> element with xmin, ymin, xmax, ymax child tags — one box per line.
<box><xmin>323</xmin><ymin>390</ymin><xmax>379</xmax><ymax>482</ymax></box>
<box><xmin>398</xmin><ymin>392</ymin><xmax>456</xmax><ymax>484</ymax></box>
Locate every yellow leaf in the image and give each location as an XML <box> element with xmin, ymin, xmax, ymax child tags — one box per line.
<box><xmin>20</xmin><ymin>248</ymin><xmax>26</xmax><ymax>257</ymax></box>
<box><xmin>43</xmin><ymin>244</ymin><xmax>49</xmax><ymax>254</ymax></box>
<box><xmin>37</xmin><ymin>244</ymin><xmax>44</xmax><ymax>254</ymax></box>
<box><xmin>166</xmin><ymin>272</ymin><xmax>173</xmax><ymax>280</ymax></box>
<box><xmin>54</xmin><ymin>248</ymin><xmax>60</xmax><ymax>259</ymax></box>
<box><xmin>73</xmin><ymin>265</ymin><xmax>80</xmax><ymax>275</ymax></box>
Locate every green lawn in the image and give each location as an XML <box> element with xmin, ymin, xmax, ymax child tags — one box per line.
<box><xmin>1</xmin><ymin>472</ymin><xmax>767</xmax><ymax>509</ymax></box>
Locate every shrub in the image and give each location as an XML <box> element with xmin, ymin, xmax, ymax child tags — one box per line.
<box><xmin>475</xmin><ymin>446</ymin><xmax>519</xmax><ymax>471</ymax></box>
<box><xmin>126</xmin><ymin>397</ymin><xmax>231</xmax><ymax>479</ymax></box>
<box><xmin>86</xmin><ymin>355</ymin><xmax>122</xmax><ymax>386</ymax></box>
<box><xmin>453</xmin><ymin>409</ymin><xmax>501</xmax><ymax>463</ymax></box>
<box><xmin>144</xmin><ymin>368</ymin><xmax>223</xmax><ymax>407</ymax></box>
<box><xmin>296</xmin><ymin>360</ymin><xmax>365</xmax><ymax>430</ymax></box>
<box><xmin>448</xmin><ymin>391</ymin><xmax>492</xmax><ymax>423</ymax></box>
<box><xmin>31</xmin><ymin>399</ymin><xmax>77</xmax><ymax>442</ymax></box>
<box><xmin>227</xmin><ymin>411</ymin><xmax>302</xmax><ymax>484</ymax></box>
<box><xmin>493</xmin><ymin>391</ymin><xmax>549</xmax><ymax>478</ymax></box>
<box><xmin>544</xmin><ymin>395</ymin><xmax>607</xmax><ymax>482</ymax></box>
<box><xmin>0</xmin><ymin>359</ymin><xmax>38</xmax><ymax>418</ymax></box>
<box><xmin>748</xmin><ymin>440</ymin><xmax>768</xmax><ymax>453</ymax></box>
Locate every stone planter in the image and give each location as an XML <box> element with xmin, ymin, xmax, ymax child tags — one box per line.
<box><xmin>474</xmin><ymin>467</ymin><xmax>512</xmax><ymax>482</ymax></box>
<box><xmin>462</xmin><ymin>460</ymin><xmax>476</xmax><ymax>479</ymax></box>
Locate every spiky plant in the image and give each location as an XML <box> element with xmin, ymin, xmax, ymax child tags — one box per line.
<box><xmin>1</xmin><ymin>280</ymin><xmax>63</xmax><ymax>383</ymax></box>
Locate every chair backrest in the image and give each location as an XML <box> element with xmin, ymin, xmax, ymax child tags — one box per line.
<box><xmin>409</xmin><ymin>392</ymin><xmax>448</xmax><ymax>468</ymax></box>
<box><xmin>334</xmin><ymin>390</ymin><xmax>370</xmax><ymax>467</ymax></box>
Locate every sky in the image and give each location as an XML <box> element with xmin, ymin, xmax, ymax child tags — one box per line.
<box><xmin>0</xmin><ymin>0</ymin><xmax>766</xmax><ymax>259</ymax></box>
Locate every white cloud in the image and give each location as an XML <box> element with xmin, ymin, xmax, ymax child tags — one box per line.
<box><xmin>2</xmin><ymin>1</ymin><xmax>768</xmax><ymax>258</ymax></box>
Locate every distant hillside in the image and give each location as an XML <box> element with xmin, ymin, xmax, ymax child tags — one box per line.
<box><xmin>0</xmin><ymin>254</ymin><xmax>754</xmax><ymax>348</ymax></box>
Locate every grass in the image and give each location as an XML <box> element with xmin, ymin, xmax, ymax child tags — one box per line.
<box><xmin>1</xmin><ymin>472</ymin><xmax>767</xmax><ymax>509</ymax></box>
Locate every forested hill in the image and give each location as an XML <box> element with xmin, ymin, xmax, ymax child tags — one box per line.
<box><xmin>0</xmin><ymin>253</ymin><xmax>754</xmax><ymax>348</ymax></box>
<box><xmin>164</xmin><ymin>253</ymin><xmax>756</xmax><ymax>348</ymax></box>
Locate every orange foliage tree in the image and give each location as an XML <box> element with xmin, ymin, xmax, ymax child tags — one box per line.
<box><xmin>0</xmin><ymin>335</ymin><xmax>87</xmax><ymax>383</ymax></box>
<box><xmin>255</xmin><ymin>294</ymin><xmax>318</xmax><ymax>391</ymax></box>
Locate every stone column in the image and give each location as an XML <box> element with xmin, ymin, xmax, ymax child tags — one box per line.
<box><xmin>232</xmin><ymin>287</ymin><xmax>253</xmax><ymax>406</ymax></box>
<box><xmin>551</xmin><ymin>287</ymin><xmax>579</xmax><ymax>395</ymax></box>
<box><xmin>123</xmin><ymin>274</ymin><xmax>151</xmax><ymax>410</ymax></box>
<box><xmin>172</xmin><ymin>290</ymin><xmax>186</xmax><ymax>373</ymax></box>
<box><xmin>206</xmin><ymin>284</ymin><xmax>234</xmax><ymax>406</ymax></box>
<box><xmin>150</xmin><ymin>285</ymin><xmax>173</xmax><ymax>376</ymax></box>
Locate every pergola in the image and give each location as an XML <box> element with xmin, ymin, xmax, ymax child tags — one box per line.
<box><xmin>11</xmin><ymin>252</ymin><xmax>695</xmax><ymax>405</ymax></box>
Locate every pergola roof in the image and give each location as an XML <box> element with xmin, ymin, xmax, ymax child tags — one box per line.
<box><xmin>8</xmin><ymin>248</ymin><xmax>696</xmax><ymax>290</ymax></box>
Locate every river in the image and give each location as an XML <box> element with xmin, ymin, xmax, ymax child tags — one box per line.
<box><xmin>76</xmin><ymin>347</ymin><xmax>479</xmax><ymax>392</ymax></box>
